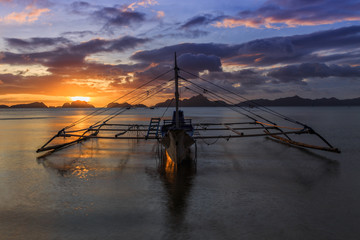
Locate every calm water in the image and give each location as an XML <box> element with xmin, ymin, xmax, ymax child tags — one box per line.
<box><xmin>0</xmin><ymin>107</ymin><xmax>359</xmax><ymax>240</ymax></box>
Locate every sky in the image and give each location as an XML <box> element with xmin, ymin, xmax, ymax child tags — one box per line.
<box><xmin>0</xmin><ymin>0</ymin><xmax>360</xmax><ymax>106</ymax></box>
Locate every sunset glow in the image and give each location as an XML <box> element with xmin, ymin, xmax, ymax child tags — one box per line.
<box><xmin>70</xmin><ymin>96</ymin><xmax>90</xmax><ymax>102</ymax></box>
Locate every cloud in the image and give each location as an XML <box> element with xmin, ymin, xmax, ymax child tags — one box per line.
<box><xmin>268</xmin><ymin>63</ymin><xmax>360</xmax><ymax>83</ymax></box>
<box><xmin>156</xmin><ymin>10</ymin><xmax>164</xmax><ymax>18</ymax></box>
<box><xmin>1</xmin><ymin>36</ymin><xmax>150</xmax><ymax>68</ymax></box>
<box><xmin>131</xmin><ymin>43</ymin><xmax>238</xmax><ymax>63</ymax></box>
<box><xmin>108</xmin><ymin>36</ymin><xmax>149</xmax><ymax>51</ymax></box>
<box><xmin>94</xmin><ymin>7</ymin><xmax>146</xmax><ymax>30</ymax></box>
<box><xmin>5</xmin><ymin>37</ymin><xmax>71</xmax><ymax>50</ymax></box>
<box><xmin>0</xmin><ymin>5</ymin><xmax>50</xmax><ymax>23</ymax></box>
<box><xmin>175</xmin><ymin>14</ymin><xmax>223</xmax><ymax>38</ymax></box>
<box><xmin>61</xmin><ymin>30</ymin><xmax>95</xmax><ymax>38</ymax></box>
<box><xmin>225</xmin><ymin>25</ymin><xmax>360</xmax><ymax>67</ymax></box>
<box><xmin>213</xmin><ymin>0</ymin><xmax>360</xmax><ymax>29</ymax></box>
<box><xmin>70</xmin><ymin>1</ymin><xmax>92</xmax><ymax>14</ymax></box>
<box><xmin>181</xmin><ymin>14</ymin><xmax>223</xmax><ymax>29</ymax></box>
<box><xmin>178</xmin><ymin>53</ymin><xmax>222</xmax><ymax>72</ymax></box>
<box><xmin>200</xmin><ymin>69</ymin><xmax>268</xmax><ymax>88</ymax></box>
<box><xmin>131</xmin><ymin>25</ymin><xmax>360</xmax><ymax>68</ymax></box>
<box><xmin>127</xmin><ymin>0</ymin><xmax>158</xmax><ymax>11</ymax></box>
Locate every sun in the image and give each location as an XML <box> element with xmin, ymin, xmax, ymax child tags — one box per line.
<box><xmin>70</xmin><ymin>96</ymin><xmax>90</xmax><ymax>102</ymax></box>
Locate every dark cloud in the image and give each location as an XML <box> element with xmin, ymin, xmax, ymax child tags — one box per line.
<box><xmin>70</xmin><ymin>1</ymin><xmax>91</xmax><ymax>13</ymax></box>
<box><xmin>71</xmin><ymin>1</ymin><xmax>91</xmax><ymax>9</ymax></box>
<box><xmin>1</xmin><ymin>36</ymin><xmax>149</xmax><ymax>67</ymax></box>
<box><xmin>201</xmin><ymin>69</ymin><xmax>268</xmax><ymax>87</ymax></box>
<box><xmin>131</xmin><ymin>25</ymin><xmax>360</xmax><ymax>68</ymax></box>
<box><xmin>5</xmin><ymin>37</ymin><xmax>71</xmax><ymax>50</ymax></box>
<box><xmin>94</xmin><ymin>7</ymin><xmax>146</xmax><ymax>30</ymax></box>
<box><xmin>178</xmin><ymin>53</ymin><xmax>221</xmax><ymax>72</ymax></box>
<box><xmin>227</xmin><ymin>25</ymin><xmax>360</xmax><ymax>66</ymax></box>
<box><xmin>268</xmin><ymin>63</ymin><xmax>360</xmax><ymax>83</ymax></box>
<box><xmin>121</xmin><ymin>63</ymin><xmax>173</xmax><ymax>88</ymax></box>
<box><xmin>68</xmin><ymin>36</ymin><xmax>149</xmax><ymax>55</ymax></box>
<box><xmin>184</xmin><ymin>30</ymin><xmax>209</xmax><ymax>38</ymax></box>
<box><xmin>181</xmin><ymin>14</ymin><xmax>223</xmax><ymax>29</ymax></box>
<box><xmin>61</xmin><ymin>30</ymin><xmax>95</xmax><ymax>38</ymax></box>
<box><xmin>131</xmin><ymin>43</ymin><xmax>238</xmax><ymax>63</ymax></box>
<box><xmin>214</xmin><ymin>0</ymin><xmax>360</xmax><ymax>28</ymax></box>
<box><xmin>174</xmin><ymin>14</ymin><xmax>223</xmax><ymax>39</ymax></box>
<box><xmin>68</xmin><ymin>1</ymin><xmax>98</xmax><ymax>15</ymax></box>
<box><xmin>151</xmin><ymin>29</ymin><xmax>209</xmax><ymax>41</ymax></box>
<box><xmin>109</xmin><ymin>36</ymin><xmax>149</xmax><ymax>51</ymax></box>
<box><xmin>291</xmin><ymin>25</ymin><xmax>360</xmax><ymax>51</ymax></box>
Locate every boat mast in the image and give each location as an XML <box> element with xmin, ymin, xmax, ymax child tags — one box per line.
<box><xmin>174</xmin><ymin>52</ymin><xmax>180</xmax><ymax>128</ymax></box>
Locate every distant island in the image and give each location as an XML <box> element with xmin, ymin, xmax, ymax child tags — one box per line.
<box><xmin>238</xmin><ymin>95</ymin><xmax>360</xmax><ymax>107</ymax></box>
<box><xmin>107</xmin><ymin>102</ymin><xmax>147</xmax><ymax>108</ymax></box>
<box><xmin>1</xmin><ymin>95</ymin><xmax>360</xmax><ymax>108</ymax></box>
<box><xmin>62</xmin><ymin>100</ymin><xmax>95</xmax><ymax>108</ymax></box>
<box><xmin>9</xmin><ymin>102</ymin><xmax>48</xmax><ymax>108</ymax></box>
<box><xmin>0</xmin><ymin>100</ymin><xmax>94</xmax><ymax>108</ymax></box>
<box><xmin>153</xmin><ymin>94</ymin><xmax>360</xmax><ymax>107</ymax></box>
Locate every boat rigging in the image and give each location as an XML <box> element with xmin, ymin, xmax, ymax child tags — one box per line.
<box><xmin>36</xmin><ymin>53</ymin><xmax>340</xmax><ymax>164</ymax></box>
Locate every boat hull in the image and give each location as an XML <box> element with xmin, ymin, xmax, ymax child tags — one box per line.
<box><xmin>161</xmin><ymin>129</ymin><xmax>195</xmax><ymax>164</ymax></box>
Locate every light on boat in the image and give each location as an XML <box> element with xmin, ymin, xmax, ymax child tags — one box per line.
<box><xmin>70</xmin><ymin>96</ymin><xmax>90</xmax><ymax>102</ymax></box>
<box><xmin>165</xmin><ymin>150</ymin><xmax>176</xmax><ymax>172</ymax></box>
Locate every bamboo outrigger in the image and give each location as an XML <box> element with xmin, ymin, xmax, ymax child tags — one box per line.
<box><xmin>36</xmin><ymin>53</ymin><xmax>340</xmax><ymax>164</ymax></box>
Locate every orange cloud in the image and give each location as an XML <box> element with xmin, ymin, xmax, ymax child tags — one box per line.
<box><xmin>138</xmin><ymin>0</ymin><xmax>158</xmax><ymax>7</ymax></box>
<box><xmin>127</xmin><ymin>0</ymin><xmax>158</xmax><ymax>11</ymax></box>
<box><xmin>0</xmin><ymin>5</ymin><xmax>50</xmax><ymax>23</ymax></box>
<box><xmin>213</xmin><ymin>18</ymin><xmax>264</xmax><ymax>29</ymax></box>
<box><xmin>214</xmin><ymin>15</ymin><xmax>360</xmax><ymax>29</ymax></box>
<box><xmin>157</xmin><ymin>10</ymin><xmax>165</xmax><ymax>18</ymax></box>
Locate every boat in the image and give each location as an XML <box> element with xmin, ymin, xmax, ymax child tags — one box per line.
<box><xmin>36</xmin><ymin>53</ymin><xmax>340</xmax><ymax>164</ymax></box>
<box><xmin>159</xmin><ymin>55</ymin><xmax>195</xmax><ymax>164</ymax></box>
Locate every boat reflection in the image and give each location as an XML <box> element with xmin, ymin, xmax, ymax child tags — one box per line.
<box><xmin>158</xmin><ymin>150</ymin><xmax>196</xmax><ymax>230</ymax></box>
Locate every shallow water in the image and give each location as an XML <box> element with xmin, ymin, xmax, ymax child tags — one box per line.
<box><xmin>0</xmin><ymin>107</ymin><xmax>359</xmax><ymax>240</ymax></box>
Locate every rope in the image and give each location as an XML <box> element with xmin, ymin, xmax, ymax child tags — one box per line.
<box><xmin>64</xmin><ymin>68</ymin><xmax>173</xmax><ymax>130</ymax></box>
<box><xmin>180</xmin><ymin>69</ymin><xmax>307</xmax><ymax>127</ymax></box>
<box><xmin>179</xmin><ymin>76</ymin><xmax>259</xmax><ymax>121</ymax></box>
<box><xmin>178</xmin><ymin>82</ymin><xmax>254</xmax><ymax>120</ymax></box>
<box><xmin>160</xmin><ymin>98</ymin><xmax>174</xmax><ymax>120</ymax></box>
<box><xmin>179</xmin><ymin>81</ymin><xmax>293</xmax><ymax>140</ymax></box>
<box><xmin>94</xmin><ymin>80</ymin><xmax>174</xmax><ymax>125</ymax></box>
<box><xmin>99</xmin><ymin>80</ymin><xmax>175</xmax><ymax>124</ymax></box>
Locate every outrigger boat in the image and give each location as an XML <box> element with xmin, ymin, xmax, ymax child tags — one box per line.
<box><xmin>36</xmin><ymin>53</ymin><xmax>340</xmax><ymax>164</ymax></box>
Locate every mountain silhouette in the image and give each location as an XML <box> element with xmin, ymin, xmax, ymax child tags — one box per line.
<box><xmin>10</xmin><ymin>102</ymin><xmax>48</xmax><ymax>108</ymax></box>
<box><xmin>154</xmin><ymin>94</ymin><xmax>229</xmax><ymax>107</ymax></box>
<box><xmin>62</xmin><ymin>100</ymin><xmax>95</xmax><ymax>108</ymax></box>
<box><xmin>107</xmin><ymin>102</ymin><xmax>147</xmax><ymax>108</ymax></box>
<box><xmin>154</xmin><ymin>94</ymin><xmax>360</xmax><ymax>107</ymax></box>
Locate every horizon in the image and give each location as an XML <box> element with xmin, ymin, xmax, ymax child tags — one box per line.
<box><xmin>1</xmin><ymin>0</ymin><xmax>360</xmax><ymax>106</ymax></box>
<box><xmin>2</xmin><ymin>94</ymin><xmax>360</xmax><ymax>108</ymax></box>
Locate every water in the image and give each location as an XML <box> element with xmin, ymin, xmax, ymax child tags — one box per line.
<box><xmin>0</xmin><ymin>107</ymin><xmax>359</xmax><ymax>240</ymax></box>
